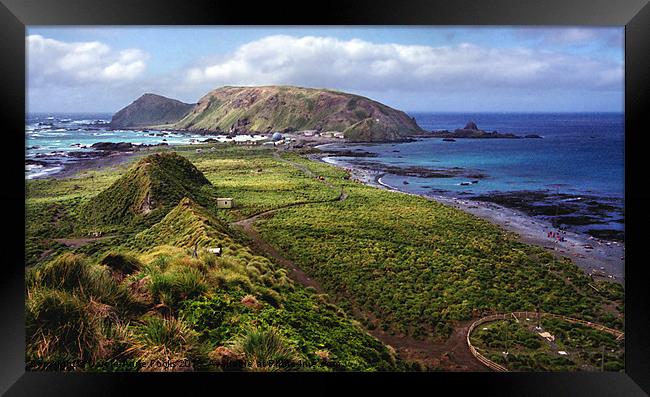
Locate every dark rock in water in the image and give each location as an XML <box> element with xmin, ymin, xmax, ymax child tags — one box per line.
<box><xmin>67</xmin><ymin>150</ymin><xmax>111</xmax><ymax>159</ymax></box>
<box><xmin>471</xmin><ymin>180</ymin><xmax>479</xmax><ymax>184</ymax></box>
<box><xmin>352</xmin><ymin>161</ymin><xmax>487</xmax><ymax>180</ymax></box>
<box><xmin>403</xmin><ymin>180</ymin><xmax>409</xmax><ymax>185</ymax></box>
<box><xmin>586</xmin><ymin>229</ymin><xmax>624</xmax><ymax>241</ymax></box>
<box><xmin>91</xmin><ymin>142</ymin><xmax>135</xmax><ymax>151</ymax></box>
<box><xmin>319</xmin><ymin>150</ymin><xmax>377</xmax><ymax>158</ymax></box>
<box><xmin>554</xmin><ymin>215</ymin><xmax>604</xmax><ymax>226</ymax></box>
<box><xmin>25</xmin><ymin>159</ymin><xmax>50</xmax><ymax>166</ymax></box>
<box><xmin>473</xmin><ymin>190</ymin><xmax>624</xmax><ymax>242</ymax></box>
<box><xmin>464</xmin><ymin>121</ymin><xmax>479</xmax><ymax>130</ymax></box>
<box><xmin>427</xmin><ymin>121</ymin><xmax>536</xmax><ymax>140</ymax></box>
<box><xmin>460</xmin><ymin>182</ymin><xmax>471</xmax><ymax>186</ymax></box>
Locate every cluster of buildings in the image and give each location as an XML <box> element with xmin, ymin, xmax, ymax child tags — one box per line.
<box><xmin>300</xmin><ymin>130</ymin><xmax>345</xmax><ymax>139</ymax></box>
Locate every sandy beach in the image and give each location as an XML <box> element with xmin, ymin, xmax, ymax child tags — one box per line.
<box><xmin>318</xmin><ymin>155</ymin><xmax>624</xmax><ymax>285</ymax></box>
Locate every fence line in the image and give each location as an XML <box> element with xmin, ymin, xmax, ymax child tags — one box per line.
<box><xmin>466</xmin><ymin>312</ymin><xmax>624</xmax><ymax>372</ymax></box>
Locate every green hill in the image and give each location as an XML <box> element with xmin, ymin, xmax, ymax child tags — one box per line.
<box><xmin>81</xmin><ymin>152</ymin><xmax>216</xmax><ymax>229</ymax></box>
<box><xmin>114</xmin><ymin>86</ymin><xmax>424</xmax><ymax>142</ymax></box>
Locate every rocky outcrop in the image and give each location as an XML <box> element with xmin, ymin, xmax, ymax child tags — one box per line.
<box><xmin>428</xmin><ymin>121</ymin><xmax>542</xmax><ymax>139</ymax></box>
<box><xmin>464</xmin><ymin>121</ymin><xmax>479</xmax><ymax>130</ymax></box>
<box><xmin>90</xmin><ymin>142</ymin><xmax>169</xmax><ymax>151</ymax></box>
<box><xmin>91</xmin><ymin>142</ymin><xmax>135</xmax><ymax>151</ymax></box>
<box><xmin>110</xmin><ymin>93</ymin><xmax>194</xmax><ymax>128</ymax></box>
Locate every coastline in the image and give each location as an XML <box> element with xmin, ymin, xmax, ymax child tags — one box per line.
<box><xmin>315</xmin><ymin>153</ymin><xmax>624</xmax><ymax>285</ymax></box>
<box><xmin>45</xmin><ymin>150</ymin><xmax>141</xmax><ymax>180</ymax></box>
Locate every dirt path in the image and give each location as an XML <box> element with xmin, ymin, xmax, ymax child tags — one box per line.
<box><xmin>352</xmin><ymin>304</ymin><xmax>486</xmax><ymax>371</ymax></box>
<box><xmin>233</xmin><ymin>213</ymin><xmax>324</xmax><ymax>292</ymax></box>
<box><xmin>230</xmin><ymin>152</ymin><xmax>344</xmax><ymax>291</ymax></box>
<box><xmin>229</xmin><ymin>151</ymin><xmax>486</xmax><ymax>371</ymax></box>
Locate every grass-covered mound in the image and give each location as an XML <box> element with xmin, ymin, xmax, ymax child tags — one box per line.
<box><xmin>131</xmin><ymin>197</ymin><xmax>232</xmax><ymax>251</ymax></box>
<box><xmin>81</xmin><ymin>152</ymin><xmax>217</xmax><ymax>230</ymax></box>
<box><xmin>343</xmin><ymin>117</ymin><xmax>405</xmax><ymax>142</ymax></box>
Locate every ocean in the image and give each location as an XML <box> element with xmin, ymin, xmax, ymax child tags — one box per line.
<box><xmin>321</xmin><ymin>112</ymin><xmax>625</xmax><ymax>241</ymax></box>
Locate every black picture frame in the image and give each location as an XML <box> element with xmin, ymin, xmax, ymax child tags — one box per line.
<box><xmin>1</xmin><ymin>0</ymin><xmax>649</xmax><ymax>395</ymax></box>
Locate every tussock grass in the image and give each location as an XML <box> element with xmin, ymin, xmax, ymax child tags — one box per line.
<box><xmin>229</xmin><ymin>327</ymin><xmax>301</xmax><ymax>371</ymax></box>
<box><xmin>26</xmin><ymin>288</ymin><xmax>107</xmax><ymax>368</ymax></box>
<box><xmin>34</xmin><ymin>253</ymin><xmax>133</xmax><ymax>309</ymax></box>
<box><xmin>100</xmin><ymin>252</ymin><xmax>142</xmax><ymax>275</ymax></box>
<box><xmin>127</xmin><ymin>314</ymin><xmax>206</xmax><ymax>371</ymax></box>
<box><xmin>147</xmin><ymin>264</ymin><xmax>208</xmax><ymax>309</ymax></box>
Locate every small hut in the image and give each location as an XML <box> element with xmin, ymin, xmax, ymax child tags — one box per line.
<box><xmin>217</xmin><ymin>198</ymin><xmax>234</xmax><ymax>208</ymax></box>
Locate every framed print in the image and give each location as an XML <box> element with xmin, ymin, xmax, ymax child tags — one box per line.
<box><xmin>1</xmin><ymin>0</ymin><xmax>649</xmax><ymax>395</ymax></box>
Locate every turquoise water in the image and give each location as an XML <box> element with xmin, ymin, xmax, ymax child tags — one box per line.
<box><xmin>328</xmin><ymin>112</ymin><xmax>624</xmax><ymax>198</ymax></box>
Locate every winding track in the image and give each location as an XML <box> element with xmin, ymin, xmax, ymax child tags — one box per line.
<box><xmin>229</xmin><ymin>150</ymin><xmax>485</xmax><ymax>371</ymax></box>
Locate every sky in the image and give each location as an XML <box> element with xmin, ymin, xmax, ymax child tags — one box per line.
<box><xmin>26</xmin><ymin>26</ymin><xmax>624</xmax><ymax>113</ymax></box>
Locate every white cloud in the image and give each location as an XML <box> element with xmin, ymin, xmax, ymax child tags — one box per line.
<box><xmin>184</xmin><ymin>35</ymin><xmax>623</xmax><ymax>93</ymax></box>
<box><xmin>27</xmin><ymin>35</ymin><xmax>148</xmax><ymax>87</ymax></box>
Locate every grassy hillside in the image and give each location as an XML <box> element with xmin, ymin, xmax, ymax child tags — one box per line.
<box><xmin>172</xmin><ymin>86</ymin><xmax>423</xmax><ymax>141</ymax></box>
<box><xmin>25</xmin><ymin>147</ymin><xmax>405</xmax><ymax>372</ymax></box>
